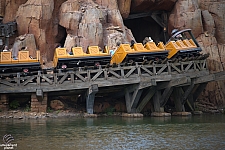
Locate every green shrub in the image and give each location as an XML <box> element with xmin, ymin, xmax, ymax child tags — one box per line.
<box><xmin>47</xmin><ymin>107</ymin><xmax>54</xmax><ymax>113</ymax></box>
<box><xmin>24</xmin><ymin>104</ymin><xmax>31</xmax><ymax>112</ymax></box>
<box><xmin>9</xmin><ymin>100</ymin><xmax>20</xmax><ymax>109</ymax></box>
<box><xmin>105</xmin><ymin>107</ymin><xmax>115</xmax><ymax>116</ymax></box>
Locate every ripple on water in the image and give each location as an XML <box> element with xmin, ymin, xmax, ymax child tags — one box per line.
<box><xmin>0</xmin><ymin>115</ymin><xmax>225</xmax><ymax>150</ymax></box>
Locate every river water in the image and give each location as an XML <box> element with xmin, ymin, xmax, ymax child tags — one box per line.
<box><xmin>0</xmin><ymin>114</ymin><xmax>225</xmax><ymax>150</ymax></box>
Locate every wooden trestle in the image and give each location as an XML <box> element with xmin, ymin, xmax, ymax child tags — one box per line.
<box><xmin>0</xmin><ymin>59</ymin><xmax>225</xmax><ymax>114</ymax></box>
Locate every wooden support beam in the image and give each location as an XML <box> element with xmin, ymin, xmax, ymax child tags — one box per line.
<box><xmin>36</xmin><ymin>89</ymin><xmax>43</xmax><ymax>101</ymax></box>
<box><xmin>173</xmin><ymin>87</ymin><xmax>185</xmax><ymax>112</ymax></box>
<box><xmin>157</xmin><ymin>77</ymin><xmax>190</xmax><ymax>90</ymax></box>
<box><xmin>180</xmin><ymin>86</ymin><xmax>196</xmax><ymax>111</ymax></box>
<box><xmin>160</xmin><ymin>86</ymin><xmax>174</xmax><ymax>107</ymax></box>
<box><xmin>131</xmin><ymin>89</ymin><xmax>143</xmax><ymax>112</ymax></box>
<box><xmin>157</xmin><ymin>77</ymin><xmax>190</xmax><ymax>107</ymax></box>
<box><xmin>86</xmin><ymin>84</ymin><xmax>98</xmax><ymax>114</ymax></box>
<box><xmin>187</xmin><ymin>97</ymin><xmax>194</xmax><ymax>111</ymax></box>
<box><xmin>125</xmin><ymin>84</ymin><xmax>143</xmax><ymax>113</ymax></box>
<box><xmin>124</xmin><ymin>79</ymin><xmax>156</xmax><ymax>113</ymax></box>
<box><xmin>136</xmin><ymin>87</ymin><xmax>156</xmax><ymax>112</ymax></box>
<box><xmin>193</xmin><ymin>83</ymin><xmax>208</xmax><ymax>101</ymax></box>
<box><xmin>124</xmin><ymin>11</ymin><xmax>163</xmax><ymax>20</ymax></box>
<box><xmin>194</xmin><ymin>74</ymin><xmax>214</xmax><ymax>84</ymax></box>
<box><xmin>181</xmin><ymin>82</ymin><xmax>195</xmax><ymax>105</ymax></box>
<box><xmin>139</xmin><ymin>79</ymin><xmax>156</xmax><ymax>89</ymax></box>
<box><xmin>153</xmin><ymin>90</ymin><xmax>161</xmax><ymax>112</ymax></box>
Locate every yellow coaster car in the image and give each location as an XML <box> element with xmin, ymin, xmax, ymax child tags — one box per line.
<box><xmin>165</xmin><ymin>29</ymin><xmax>202</xmax><ymax>59</ymax></box>
<box><xmin>110</xmin><ymin>42</ymin><xmax>168</xmax><ymax>65</ymax></box>
<box><xmin>0</xmin><ymin>50</ymin><xmax>41</xmax><ymax>75</ymax></box>
<box><xmin>53</xmin><ymin>46</ymin><xmax>111</xmax><ymax>69</ymax></box>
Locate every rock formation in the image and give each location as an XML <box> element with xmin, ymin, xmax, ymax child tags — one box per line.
<box><xmin>168</xmin><ymin>0</ymin><xmax>225</xmax><ymax>107</ymax></box>
<box><xmin>1</xmin><ymin>0</ymin><xmax>225</xmax><ymax>107</ymax></box>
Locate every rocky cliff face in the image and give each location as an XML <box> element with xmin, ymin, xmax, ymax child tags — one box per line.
<box><xmin>168</xmin><ymin>0</ymin><xmax>225</xmax><ymax>107</ymax></box>
<box><xmin>1</xmin><ymin>0</ymin><xmax>225</xmax><ymax>107</ymax></box>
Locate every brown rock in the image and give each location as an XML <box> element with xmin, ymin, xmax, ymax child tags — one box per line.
<box><xmin>2</xmin><ymin>0</ymin><xmax>28</xmax><ymax>23</ymax></box>
<box><xmin>50</xmin><ymin>100</ymin><xmax>65</xmax><ymax>110</ymax></box>
<box><xmin>199</xmin><ymin>1</ymin><xmax>225</xmax><ymax>44</ymax></box>
<box><xmin>117</xmin><ymin>0</ymin><xmax>131</xmax><ymax>18</ymax></box>
<box><xmin>94</xmin><ymin>102</ymin><xmax>110</xmax><ymax>113</ymax></box>
<box><xmin>202</xmin><ymin>10</ymin><xmax>215</xmax><ymax>36</ymax></box>
<box><xmin>59</xmin><ymin>0</ymin><xmax>131</xmax><ymax>52</ymax></box>
<box><xmin>168</xmin><ymin>0</ymin><xmax>203</xmax><ymax>37</ymax></box>
<box><xmin>16</xmin><ymin>0</ymin><xmax>65</xmax><ymax>62</ymax></box>
<box><xmin>0</xmin><ymin>0</ymin><xmax>5</xmax><ymax>19</ymax></box>
<box><xmin>12</xmin><ymin>34</ymin><xmax>37</xmax><ymax>58</ymax></box>
<box><xmin>114</xmin><ymin>102</ymin><xmax>126</xmax><ymax>112</ymax></box>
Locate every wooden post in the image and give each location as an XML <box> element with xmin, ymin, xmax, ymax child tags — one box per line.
<box><xmin>86</xmin><ymin>84</ymin><xmax>98</xmax><ymax>114</ymax></box>
<box><xmin>125</xmin><ymin>85</ymin><xmax>143</xmax><ymax>113</ymax></box>
<box><xmin>36</xmin><ymin>89</ymin><xmax>43</xmax><ymax>101</ymax></box>
<box><xmin>124</xmin><ymin>80</ymin><xmax>156</xmax><ymax>113</ymax></box>
<box><xmin>136</xmin><ymin>87</ymin><xmax>156</xmax><ymax>112</ymax></box>
<box><xmin>160</xmin><ymin>86</ymin><xmax>174</xmax><ymax>107</ymax></box>
<box><xmin>193</xmin><ymin>83</ymin><xmax>208</xmax><ymax>101</ymax></box>
<box><xmin>159</xmin><ymin>77</ymin><xmax>190</xmax><ymax>107</ymax></box>
<box><xmin>153</xmin><ymin>90</ymin><xmax>161</xmax><ymax>112</ymax></box>
<box><xmin>181</xmin><ymin>82</ymin><xmax>195</xmax><ymax>105</ymax></box>
<box><xmin>173</xmin><ymin>87</ymin><xmax>184</xmax><ymax>112</ymax></box>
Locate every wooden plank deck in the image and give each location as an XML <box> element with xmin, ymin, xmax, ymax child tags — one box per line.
<box><xmin>1</xmin><ymin>59</ymin><xmax>225</xmax><ymax>114</ymax></box>
<box><xmin>0</xmin><ymin>60</ymin><xmax>209</xmax><ymax>93</ymax></box>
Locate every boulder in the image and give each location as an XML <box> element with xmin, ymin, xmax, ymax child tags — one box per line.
<box><xmin>114</xmin><ymin>102</ymin><xmax>126</xmax><ymax>112</ymax></box>
<box><xmin>16</xmin><ymin>0</ymin><xmax>65</xmax><ymax>62</ymax></box>
<box><xmin>12</xmin><ymin>34</ymin><xmax>37</xmax><ymax>58</ymax></box>
<box><xmin>199</xmin><ymin>0</ymin><xmax>225</xmax><ymax>44</ymax></box>
<box><xmin>2</xmin><ymin>0</ymin><xmax>28</xmax><ymax>23</ymax></box>
<box><xmin>50</xmin><ymin>100</ymin><xmax>65</xmax><ymax>110</ymax></box>
<box><xmin>168</xmin><ymin>0</ymin><xmax>203</xmax><ymax>37</ymax></box>
<box><xmin>117</xmin><ymin>0</ymin><xmax>131</xmax><ymax>18</ymax></box>
<box><xmin>94</xmin><ymin>102</ymin><xmax>111</xmax><ymax>113</ymax></box>
<box><xmin>59</xmin><ymin>0</ymin><xmax>130</xmax><ymax>52</ymax></box>
<box><xmin>202</xmin><ymin>10</ymin><xmax>215</xmax><ymax>36</ymax></box>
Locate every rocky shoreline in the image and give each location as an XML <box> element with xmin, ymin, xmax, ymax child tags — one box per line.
<box><xmin>0</xmin><ymin>110</ymin><xmax>144</xmax><ymax>119</ymax></box>
<box><xmin>0</xmin><ymin>109</ymin><xmax>223</xmax><ymax>119</ymax></box>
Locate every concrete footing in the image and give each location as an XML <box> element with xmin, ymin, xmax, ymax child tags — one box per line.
<box><xmin>172</xmin><ymin>112</ymin><xmax>192</xmax><ymax>116</ymax></box>
<box><xmin>151</xmin><ymin>112</ymin><xmax>171</xmax><ymax>117</ymax></box>
<box><xmin>121</xmin><ymin>113</ymin><xmax>143</xmax><ymax>118</ymax></box>
<box><xmin>83</xmin><ymin>113</ymin><xmax>98</xmax><ymax>118</ymax></box>
<box><xmin>192</xmin><ymin>111</ymin><xmax>203</xmax><ymax>115</ymax></box>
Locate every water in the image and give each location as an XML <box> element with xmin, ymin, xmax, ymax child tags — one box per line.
<box><xmin>0</xmin><ymin>114</ymin><xmax>225</xmax><ymax>150</ymax></box>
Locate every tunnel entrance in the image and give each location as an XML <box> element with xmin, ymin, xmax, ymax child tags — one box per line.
<box><xmin>124</xmin><ymin>11</ymin><xmax>168</xmax><ymax>44</ymax></box>
<box><xmin>57</xmin><ymin>25</ymin><xmax>67</xmax><ymax>47</ymax></box>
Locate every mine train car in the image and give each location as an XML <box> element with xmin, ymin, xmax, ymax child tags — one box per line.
<box><xmin>54</xmin><ymin>29</ymin><xmax>207</xmax><ymax>69</ymax></box>
<box><xmin>165</xmin><ymin>28</ymin><xmax>204</xmax><ymax>61</ymax></box>
<box><xmin>0</xmin><ymin>50</ymin><xmax>41</xmax><ymax>77</ymax></box>
<box><xmin>0</xmin><ymin>29</ymin><xmax>209</xmax><ymax>76</ymax></box>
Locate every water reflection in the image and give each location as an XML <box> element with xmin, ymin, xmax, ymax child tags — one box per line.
<box><xmin>0</xmin><ymin>115</ymin><xmax>225</xmax><ymax>150</ymax></box>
